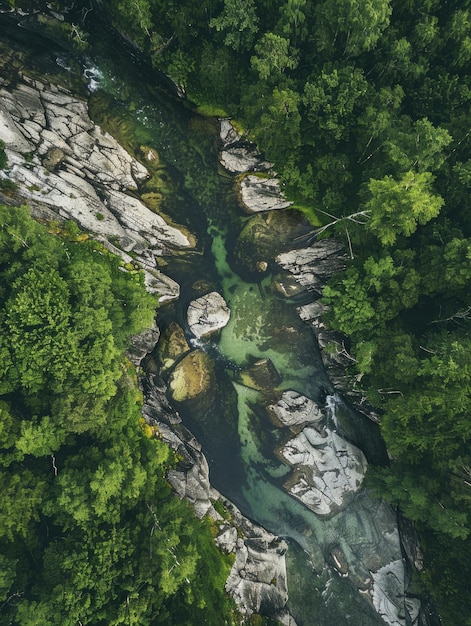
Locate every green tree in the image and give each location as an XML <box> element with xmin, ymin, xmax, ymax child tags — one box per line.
<box><xmin>302</xmin><ymin>64</ymin><xmax>369</xmax><ymax>144</ymax></box>
<box><xmin>251</xmin><ymin>33</ymin><xmax>297</xmax><ymax>82</ymax></box>
<box><xmin>363</xmin><ymin>170</ymin><xmax>444</xmax><ymax>245</ymax></box>
<box><xmin>314</xmin><ymin>0</ymin><xmax>392</xmax><ymax>58</ymax></box>
<box><xmin>210</xmin><ymin>0</ymin><xmax>259</xmax><ymax>51</ymax></box>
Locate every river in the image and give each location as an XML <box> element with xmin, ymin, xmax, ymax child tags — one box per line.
<box><xmin>0</xmin><ymin>8</ymin><xmax>412</xmax><ymax>625</ymax></box>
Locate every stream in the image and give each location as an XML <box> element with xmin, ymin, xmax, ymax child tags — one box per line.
<box><xmin>0</xmin><ymin>9</ymin><xmax>411</xmax><ymax>625</ymax></box>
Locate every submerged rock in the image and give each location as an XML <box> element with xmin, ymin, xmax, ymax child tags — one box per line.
<box><xmin>168</xmin><ymin>349</ymin><xmax>215</xmax><ymax>407</ymax></box>
<box><xmin>267</xmin><ymin>390</ymin><xmax>323</xmax><ymax>428</ymax></box>
<box><xmin>279</xmin><ymin>427</ymin><xmax>368</xmax><ymax>516</ymax></box>
<box><xmin>233</xmin><ymin>210</ymin><xmax>312</xmax><ymax>277</ymax></box>
<box><xmin>238</xmin><ymin>357</ymin><xmax>282</xmax><ymax>392</ymax></box>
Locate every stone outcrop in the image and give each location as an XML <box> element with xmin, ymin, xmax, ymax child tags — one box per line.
<box><xmin>127</xmin><ymin>320</ymin><xmax>160</xmax><ymax>367</ymax></box>
<box><xmin>371</xmin><ymin>559</ymin><xmax>408</xmax><ymax>626</ymax></box>
<box><xmin>276</xmin><ymin>239</ymin><xmax>346</xmax><ymax>295</ymax></box>
<box><xmin>219</xmin><ymin>118</ymin><xmax>271</xmax><ymax>173</ymax></box>
<box><xmin>187</xmin><ymin>291</ymin><xmax>231</xmax><ymax>339</ymax></box>
<box><xmin>0</xmin><ymin>74</ymin><xmax>193</xmax><ymax>300</ymax></box>
<box><xmin>278</xmin><ymin>427</ymin><xmax>368</xmax><ymax>516</ymax></box>
<box><xmin>218</xmin><ymin>499</ymin><xmax>294</xmax><ymax>624</ymax></box>
<box><xmin>240</xmin><ymin>175</ymin><xmax>293</xmax><ymax>213</ymax></box>
<box><xmin>219</xmin><ymin>118</ymin><xmax>292</xmax><ymax>213</ymax></box>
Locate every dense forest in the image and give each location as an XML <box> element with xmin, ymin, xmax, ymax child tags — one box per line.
<box><xmin>1</xmin><ymin>0</ymin><xmax>470</xmax><ymax>623</ymax></box>
<box><xmin>0</xmin><ymin>204</ymin><xmax>240</xmax><ymax>624</ymax></box>
<box><xmin>92</xmin><ymin>0</ymin><xmax>471</xmax><ymax>623</ymax></box>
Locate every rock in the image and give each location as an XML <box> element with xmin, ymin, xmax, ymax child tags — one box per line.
<box><xmin>279</xmin><ymin>427</ymin><xmax>368</xmax><ymax>516</ymax></box>
<box><xmin>371</xmin><ymin>559</ymin><xmax>407</xmax><ymax>626</ymax></box>
<box><xmin>127</xmin><ymin>320</ymin><xmax>160</xmax><ymax>367</ymax></box>
<box><xmin>276</xmin><ymin>240</ymin><xmax>346</xmax><ymax>294</ymax></box>
<box><xmin>240</xmin><ymin>175</ymin><xmax>293</xmax><ymax>213</ymax></box>
<box><xmin>219</xmin><ymin>118</ymin><xmax>272</xmax><ymax>174</ymax></box>
<box><xmin>156</xmin><ymin>322</ymin><xmax>190</xmax><ymax>372</ymax></box>
<box><xmin>224</xmin><ymin>501</ymin><xmax>289</xmax><ymax>617</ymax></box>
<box><xmin>215</xmin><ymin>524</ymin><xmax>239</xmax><ymax>553</ymax></box>
<box><xmin>42</xmin><ymin>147</ymin><xmax>65</xmax><ymax>170</ymax></box>
<box><xmin>272</xmin><ymin>274</ymin><xmax>308</xmax><ymax>298</ymax></box>
<box><xmin>167</xmin><ymin>447</ymin><xmax>219</xmax><ymax>519</ymax></box>
<box><xmin>220</xmin><ymin>146</ymin><xmax>267</xmax><ymax>173</ymax></box>
<box><xmin>187</xmin><ymin>291</ymin><xmax>231</xmax><ymax>339</ymax></box>
<box><xmin>267</xmin><ymin>391</ymin><xmax>323</xmax><ymax>428</ymax></box>
<box><xmin>168</xmin><ymin>349</ymin><xmax>216</xmax><ymax>407</ymax></box>
<box><xmin>296</xmin><ymin>300</ymin><xmax>329</xmax><ymax>324</ymax></box>
<box><xmin>220</xmin><ymin>118</ymin><xmax>242</xmax><ymax>147</ymax></box>
<box><xmin>238</xmin><ymin>357</ymin><xmax>282</xmax><ymax>392</ymax></box>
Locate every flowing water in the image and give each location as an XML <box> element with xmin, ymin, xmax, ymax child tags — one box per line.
<box><xmin>0</xmin><ymin>11</ymin><xmax>404</xmax><ymax>625</ymax></box>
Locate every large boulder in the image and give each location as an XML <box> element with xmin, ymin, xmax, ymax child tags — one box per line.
<box><xmin>187</xmin><ymin>291</ymin><xmax>231</xmax><ymax>339</ymax></box>
<box><xmin>278</xmin><ymin>427</ymin><xmax>368</xmax><ymax>516</ymax></box>
<box><xmin>219</xmin><ymin>118</ymin><xmax>271</xmax><ymax>173</ymax></box>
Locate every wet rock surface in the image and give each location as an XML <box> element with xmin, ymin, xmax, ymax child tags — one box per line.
<box><xmin>238</xmin><ymin>357</ymin><xmax>282</xmax><ymax>391</ymax></box>
<box><xmin>156</xmin><ymin>322</ymin><xmax>190</xmax><ymax>372</ymax></box>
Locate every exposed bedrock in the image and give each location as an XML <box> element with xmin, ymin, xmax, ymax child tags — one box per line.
<box><xmin>0</xmin><ymin>74</ymin><xmax>194</xmax><ymax>300</ymax></box>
